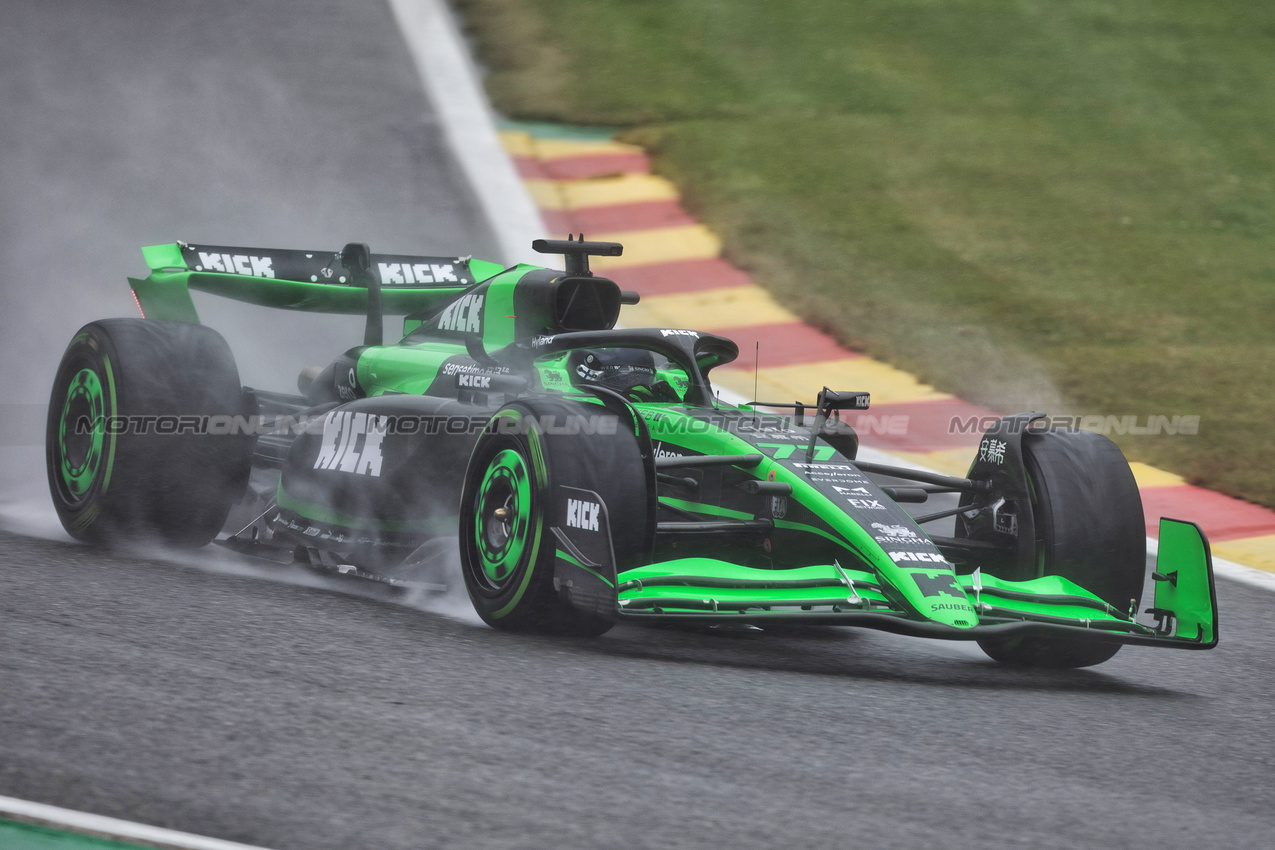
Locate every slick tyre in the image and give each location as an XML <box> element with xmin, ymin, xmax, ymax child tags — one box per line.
<box><xmin>978</xmin><ymin>429</ymin><xmax>1146</xmax><ymax>668</ymax></box>
<box><xmin>459</xmin><ymin>397</ymin><xmax>653</xmax><ymax>636</ymax></box>
<box><xmin>46</xmin><ymin>319</ymin><xmax>254</xmax><ymax>547</ymax></box>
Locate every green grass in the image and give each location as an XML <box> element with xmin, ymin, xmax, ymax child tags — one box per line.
<box><xmin>457</xmin><ymin>0</ymin><xmax>1275</xmax><ymax>507</ymax></box>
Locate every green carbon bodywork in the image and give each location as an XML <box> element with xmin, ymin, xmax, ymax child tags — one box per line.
<box><xmin>1153</xmin><ymin>519</ymin><xmax>1218</xmax><ymax>645</ymax></box>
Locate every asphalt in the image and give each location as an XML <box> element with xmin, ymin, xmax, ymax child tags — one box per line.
<box><xmin>2</xmin><ymin>530</ymin><xmax>1272</xmax><ymax>850</ymax></box>
<box><xmin>2</xmin><ymin>2</ymin><xmax>1273</xmax><ymax>849</ymax></box>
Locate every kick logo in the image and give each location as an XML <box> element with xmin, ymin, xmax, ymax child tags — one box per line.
<box><xmin>313</xmin><ymin>411</ymin><xmax>388</xmax><ymax>477</ymax></box>
<box><xmin>197</xmin><ymin>252</ymin><xmax>274</xmax><ymax>278</ymax></box>
<box><xmin>436</xmin><ymin>293</ymin><xmax>484</xmax><ymax>333</ymax></box>
<box><xmin>458</xmin><ymin>374</ymin><xmax>491</xmax><ymax>389</ymax></box>
<box><xmin>378</xmin><ymin>262</ymin><xmax>460</xmax><ymax>285</ymax></box>
<box><xmin>566</xmin><ymin>498</ymin><xmax>600</xmax><ymax>532</ymax></box>
<box><xmin>889</xmin><ymin>551</ymin><xmax>950</xmax><ymax>565</ymax></box>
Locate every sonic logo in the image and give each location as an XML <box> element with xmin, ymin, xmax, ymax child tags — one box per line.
<box><xmin>872</xmin><ymin>522</ymin><xmax>917</xmax><ymax>538</ymax></box>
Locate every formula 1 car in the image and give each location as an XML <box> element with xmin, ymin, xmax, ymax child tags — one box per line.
<box><xmin>46</xmin><ymin>238</ymin><xmax>1218</xmax><ymax>667</ymax></box>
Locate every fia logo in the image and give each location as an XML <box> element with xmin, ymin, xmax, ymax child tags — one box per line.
<box><xmin>313</xmin><ymin>411</ymin><xmax>388</xmax><ymax>477</ymax></box>
<box><xmin>566</xmin><ymin>498</ymin><xmax>600</xmax><ymax>532</ymax></box>
<box><xmin>437</xmin><ymin>293</ymin><xmax>484</xmax><ymax>333</ymax></box>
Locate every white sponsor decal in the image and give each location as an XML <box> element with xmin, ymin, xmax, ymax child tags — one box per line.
<box><xmin>979</xmin><ymin>437</ymin><xmax>1007</xmax><ymax>465</ymax></box>
<box><xmin>197</xmin><ymin>252</ymin><xmax>275</xmax><ymax>278</ymax></box>
<box><xmin>531</xmin><ymin>334</ymin><xmax>556</xmax><ymax>347</ymax></box>
<box><xmin>833</xmin><ymin>485</ymin><xmax>885</xmax><ymax>510</ymax></box>
<box><xmin>566</xmin><ymin>498</ymin><xmax>600</xmax><ymax>531</ymax></box>
<box><xmin>441</xmin><ymin>362</ymin><xmax>508</xmax><ymax>377</ymax></box>
<box><xmin>458</xmin><ymin>374</ymin><xmax>491</xmax><ymax>389</ymax></box>
<box><xmin>791</xmin><ymin>461</ymin><xmax>866</xmax><ymax>482</ymax></box>
<box><xmin>378</xmin><ymin>262</ymin><xmax>459</xmax><ymax>285</ymax></box>
<box><xmin>313</xmin><ymin>411</ymin><xmax>388</xmax><ymax>477</ymax></box>
<box><xmin>653</xmin><ymin>442</ymin><xmax>684</xmax><ymax>459</ymax></box>
<box><xmin>771</xmin><ymin>496</ymin><xmax>788</xmax><ymax>519</ymax></box>
<box><xmin>871</xmin><ymin>521</ymin><xmax>922</xmax><ymax>544</ymax></box>
<box><xmin>659</xmin><ymin>329</ymin><xmax>699</xmax><ymax>339</ymax></box>
<box><xmin>436</xmin><ymin>293</ymin><xmax>484</xmax><ymax>333</ymax></box>
<box><xmin>889</xmin><ymin>551</ymin><xmax>951</xmax><ymax>565</ymax></box>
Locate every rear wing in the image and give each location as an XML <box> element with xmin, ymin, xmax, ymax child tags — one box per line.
<box><xmin>128</xmin><ymin>242</ymin><xmax>508</xmax><ymax>322</ymax></box>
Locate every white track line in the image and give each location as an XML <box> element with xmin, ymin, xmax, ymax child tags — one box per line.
<box><xmin>0</xmin><ymin>795</ymin><xmax>271</xmax><ymax>850</ymax></box>
<box><xmin>388</xmin><ymin>0</ymin><xmax>546</xmax><ymax>266</ymax></box>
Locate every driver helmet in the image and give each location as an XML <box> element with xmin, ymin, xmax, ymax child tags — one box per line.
<box><xmin>567</xmin><ymin>348</ymin><xmax>657</xmax><ymax>394</ymax></box>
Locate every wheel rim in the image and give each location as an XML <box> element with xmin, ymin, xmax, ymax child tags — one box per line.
<box><xmin>473</xmin><ymin>448</ymin><xmax>532</xmax><ymax>588</ymax></box>
<box><xmin>58</xmin><ymin>367</ymin><xmax>105</xmax><ymax>500</ymax></box>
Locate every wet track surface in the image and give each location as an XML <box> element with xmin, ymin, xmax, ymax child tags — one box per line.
<box><xmin>2</xmin><ymin>529</ymin><xmax>1273</xmax><ymax>849</ymax></box>
<box><xmin>3</xmin><ymin>1</ymin><xmax>1274</xmax><ymax>848</ymax></box>
<box><xmin>0</xmin><ymin>0</ymin><xmax>498</xmax><ymax>407</ymax></box>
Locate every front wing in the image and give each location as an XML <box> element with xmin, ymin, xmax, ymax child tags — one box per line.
<box><xmin>554</xmin><ymin>518</ymin><xmax>1217</xmax><ymax>650</ymax></box>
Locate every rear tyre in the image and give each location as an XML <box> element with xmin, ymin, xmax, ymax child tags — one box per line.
<box><xmin>977</xmin><ymin>429</ymin><xmax>1146</xmax><ymax>668</ymax></box>
<box><xmin>459</xmin><ymin>398</ymin><xmax>653</xmax><ymax>636</ymax></box>
<box><xmin>46</xmin><ymin>319</ymin><xmax>254</xmax><ymax>547</ymax></box>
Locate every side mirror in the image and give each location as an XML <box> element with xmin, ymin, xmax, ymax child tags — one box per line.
<box><xmin>817</xmin><ymin>388</ymin><xmax>871</xmax><ymax>412</ymax></box>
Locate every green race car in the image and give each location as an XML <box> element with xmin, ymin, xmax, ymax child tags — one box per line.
<box><xmin>46</xmin><ymin>238</ymin><xmax>1218</xmax><ymax>668</ymax></box>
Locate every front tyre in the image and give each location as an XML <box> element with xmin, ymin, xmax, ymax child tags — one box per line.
<box><xmin>459</xmin><ymin>398</ymin><xmax>653</xmax><ymax>636</ymax></box>
<box><xmin>46</xmin><ymin>319</ymin><xmax>254</xmax><ymax>547</ymax></box>
<box><xmin>977</xmin><ymin>429</ymin><xmax>1146</xmax><ymax>668</ymax></box>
